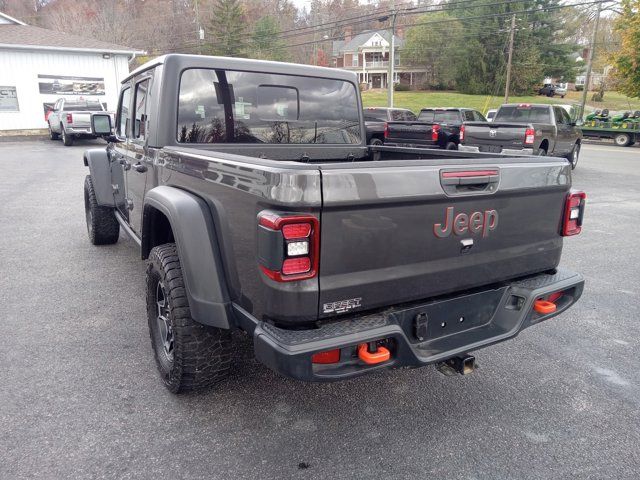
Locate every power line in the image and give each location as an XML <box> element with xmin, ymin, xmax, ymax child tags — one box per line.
<box><xmin>146</xmin><ymin>0</ymin><xmax>612</xmax><ymax>60</ymax></box>
<box><xmin>158</xmin><ymin>0</ymin><xmax>560</xmax><ymax>49</ymax></box>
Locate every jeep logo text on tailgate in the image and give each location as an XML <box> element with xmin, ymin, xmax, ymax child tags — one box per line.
<box><xmin>434</xmin><ymin>207</ymin><xmax>498</xmax><ymax>238</ymax></box>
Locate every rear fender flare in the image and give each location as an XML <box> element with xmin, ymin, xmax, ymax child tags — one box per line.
<box><xmin>143</xmin><ymin>186</ymin><xmax>232</xmax><ymax>329</ymax></box>
<box><xmin>83</xmin><ymin>149</ymin><xmax>115</xmax><ymax>207</ymax></box>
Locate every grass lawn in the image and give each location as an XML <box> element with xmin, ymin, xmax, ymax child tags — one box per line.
<box><xmin>361</xmin><ymin>90</ymin><xmax>640</xmax><ymax>115</ymax></box>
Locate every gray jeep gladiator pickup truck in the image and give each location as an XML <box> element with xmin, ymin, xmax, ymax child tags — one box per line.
<box><xmin>459</xmin><ymin>104</ymin><xmax>582</xmax><ymax>169</ymax></box>
<box><xmin>83</xmin><ymin>54</ymin><xmax>585</xmax><ymax>393</ymax></box>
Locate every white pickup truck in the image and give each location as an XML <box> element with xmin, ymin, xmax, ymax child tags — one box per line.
<box><xmin>47</xmin><ymin>98</ymin><xmax>111</xmax><ymax>146</ymax></box>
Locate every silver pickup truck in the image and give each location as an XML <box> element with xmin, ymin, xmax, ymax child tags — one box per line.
<box><xmin>47</xmin><ymin>98</ymin><xmax>110</xmax><ymax>146</ymax></box>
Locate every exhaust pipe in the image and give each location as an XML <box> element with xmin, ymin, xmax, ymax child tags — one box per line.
<box><xmin>436</xmin><ymin>354</ymin><xmax>476</xmax><ymax>376</ymax></box>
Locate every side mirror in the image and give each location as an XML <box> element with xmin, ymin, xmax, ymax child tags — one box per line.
<box><xmin>91</xmin><ymin>113</ymin><xmax>113</xmax><ymax>135</ymax></box>
<box><xmin>91</xmin><ymin>113</ymin><xmax>121</xmax><ymax>143</ymax></box>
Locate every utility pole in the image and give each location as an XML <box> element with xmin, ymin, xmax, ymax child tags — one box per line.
<box><xmin>580</xmin><ymin>1</ymin><xmax>603</xmax><ymax>120</ymax></box>
<box><xmin>312</xmin><ymin>10</ymin><xmax>317</xmax><ymax>66</ymax></box>
<box><xmin>194</xmin><ymin>0</ymin><xmax>203</xmax><ymax>54</ymax></box>
<box><xmin>504</xmin><ymin>14</ymin><xmax>516</xmax><ymax>103</ymax></box>
<box><xmin>387</xmin><ymin>9</ymin><xmax>397</xmax><ymax>107</ymax></box>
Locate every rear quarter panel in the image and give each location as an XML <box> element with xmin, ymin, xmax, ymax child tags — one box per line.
<box><xmin>157</xmin><ymin>147</ymin><xmax>323</xmax><ymax>324</ymax></box>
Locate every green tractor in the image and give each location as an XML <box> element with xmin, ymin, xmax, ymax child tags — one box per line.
<box><xmin>584</xmin><ymin>109</ymin><xmax>610</xmax><ymax>126</ymax></box>
<box><xmin>610</xmin><ymin>111</ymin><xmax>640</xmax><ymax>129</ymax></box>
<box><xmin>584</xmin><ymin>109</ymin><xmax>601</xmax><ymax>122</ymax></box>
<box><xmin>611</xmin><ymin>111</ymin><xmax>631</xmax><ymax>124</ymax></box>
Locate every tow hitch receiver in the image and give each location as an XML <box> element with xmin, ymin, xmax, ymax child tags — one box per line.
<box><xmin>436</xmin><ymin>355</ymin><xmax>477</xmax><ymax>376</ymax></box>
<box><xmin>534</xmin><ymin>299</ymin><xmax>557</xmax><ymax>314</ymax></box>
<box><xmin>358</xmin><ymin>342</ymin><xmax>391</xmax><ymax>365</ymax></box>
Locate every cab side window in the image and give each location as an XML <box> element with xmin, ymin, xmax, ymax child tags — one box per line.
<box><xmin>554</xmin><ymin>107</ymin><xmax>567</xmax><ymax>124</ymax></box>
<box><xmin>391</xmin><ymin>110</ymin><xmax>404</xmax><ymax>121</ymax></box>
<box><xmin>117</xmin><ymin>87</ymin><xmax>131</xmax><ymax>138</ymax></box>
<box><xmin>133</xmin><ymin>79</ymin><xmax>150</xmax><ymax>140</ymax></box>
<box><xmin>473</xmin><ymin>111</ymin><xmax>486</xmax><ymax>121</ymax></box>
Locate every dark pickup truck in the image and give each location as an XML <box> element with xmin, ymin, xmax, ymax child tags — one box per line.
<box><xmin>363</xmin><ymin>107</ymin><xmax>417</xmax><ymax>145</ymax></box>
<box><xmin>83</xmin><ymin>54</ymin><xmax>585</xmax><ymax>393</ymax></box>
<box><xmin>384</xmin><ymin>108</ymin><xmax>487</xmax><ymax>150</ymax></box>
<box><xmin>459</xmin><ymin>104</ymin><xmax>582</xmax><ymax>169</ymax></box>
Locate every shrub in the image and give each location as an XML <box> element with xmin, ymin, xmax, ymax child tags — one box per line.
<box><xmin>394</xmin><ymin>83</ymin><xmax>411</xmax><ymax>91</ymax></box>
<box><xmin>575</xmin><ymin>85</ymin><xmax>584</xmax><ymax>92</ymax></box>
<box><xmin>419</xmin><ymin>81</ymin><xmax>448</xmax><ymax>91</ymax></box>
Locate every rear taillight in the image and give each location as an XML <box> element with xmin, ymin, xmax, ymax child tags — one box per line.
<box><xmin>383</xmin><ymin>122</ymin><xmax>389</xmax><ymax>139</ymax></box>
<box><xmin>562</xmin><ymin>190</ymin><xmax>586</xmax><ymax>236</ymax></box>
<box><xmin>257</xmin><ymin>211</ymin><xmax>319</xmax><ymax>282</ymax></box>
<box><xmin>431</xmin><ymin>124</ymin><xmax>440</xmax><ymax>142</ymax></box>
<box><xmin>459</xmin><ymin>124</ymin><xmax>465</xmax><ymax>143</ymax></box>
<box><xmin>66</xmin><ymin>113</ymin><xmax>73</xmax><ymax>123</ymax></box>
<box><xmin>524</xmin><ymin>127</ymin><xmax>535</xmax><ymax>145</ymax></box>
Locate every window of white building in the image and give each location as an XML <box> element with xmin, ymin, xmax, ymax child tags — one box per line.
<box><xmin>0</xmin><ymin>86</ymin><xmax>19</xmax><ymax>112</ymax></box>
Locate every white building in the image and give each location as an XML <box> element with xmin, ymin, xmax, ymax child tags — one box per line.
<box><xmin>0</xmin><ymin>11</ymin><xmax>143</xmax><ymax>133</ymax></box>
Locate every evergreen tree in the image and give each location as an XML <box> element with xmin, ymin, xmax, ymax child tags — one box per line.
<box><xmin>446</xmin><ymin>0</ymin><xmax>579</xmax><ymax>94</ymax></box>
<box><xmin>525</xmin><ymin>0</ymin><xmax>580</xmax><ymax>82</ymax></box>
<box><xmin>251</xmin><ymin>16</ymin><xmax>288</xmax><ymax>61</ymax></box>
<box><xmin>207</xmin><ymin>0</ymin><xmax>246</xmax><ymax>57</ymax></box>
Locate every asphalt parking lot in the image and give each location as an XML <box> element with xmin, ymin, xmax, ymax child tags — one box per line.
<box><xmin>1</xmin><ymin>139</ymin><xmax>639</xmax><ymax>480</ymax></box>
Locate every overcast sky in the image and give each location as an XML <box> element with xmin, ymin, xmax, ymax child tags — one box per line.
<box><xmin>290</xmin><ymin>0</ymin><xmax>312</xmax><ymax>11</ymax></box>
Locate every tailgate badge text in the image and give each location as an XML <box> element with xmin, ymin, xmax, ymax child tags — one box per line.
<box><xmin>434</xmin><ymin>207</ymin><xmax>498</xmax><ymax>238</ymax></box>
<box><xmin>323</xmin><ymin>298</ymin><xmax>362</xmax><ymax>314</ymax></box>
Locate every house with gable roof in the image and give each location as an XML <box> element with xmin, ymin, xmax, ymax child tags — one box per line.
<box><xmin>331</xmin><ymin>27</ymin><xmax>428</xmax><ymax>89</ymax></box>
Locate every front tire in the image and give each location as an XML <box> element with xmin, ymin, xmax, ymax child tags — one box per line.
<box><xmin>61</xmin><ymin>127</ymin><xmax>74</xmax><ymax>146</ymax></box>
<box><xmin>84</xmin><ymin>175</ymin><xmax>119</xmax><ymax>245</ymax></box>
<box><xmin>567</xmin><ymin>143</ymin><xmax>580</xmax><ymax>169</ymax></box>
<box><xmin>146</xmin><ymin>243</ymin><xmax>233</xmax><ymax>393</ymax></box>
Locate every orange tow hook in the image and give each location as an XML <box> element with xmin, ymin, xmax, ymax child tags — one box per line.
<box><xmin>534</xmin><ymin>299</ymin><xmax>557</xmax><ymax>315</ymax></box>
<box><xmin>358</xmin><ymin>342</ymin><xmax>391</xmax><ymax>365</ymax></box>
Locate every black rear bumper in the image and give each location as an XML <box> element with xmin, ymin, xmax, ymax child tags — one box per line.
<box><xmin>384</xmin><ymin>141</ymin><xmax>440</xmax><ymax>149</ymax></box>
<box><xmin>235</xmin><ymin>269</ymin><xmax>584</xmax><ymax>382</ymax></box>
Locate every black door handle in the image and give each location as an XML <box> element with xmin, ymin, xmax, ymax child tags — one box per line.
<box><xmin>132</xmin><ymin>162</ymin><xmax>147</xmax><ymax>173</ymax></box>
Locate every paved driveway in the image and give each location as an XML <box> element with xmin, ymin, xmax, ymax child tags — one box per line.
<box><xmin>1</xmin><ymin>139</ymin><xmax>638</xmax><ymax>479</ymax></box>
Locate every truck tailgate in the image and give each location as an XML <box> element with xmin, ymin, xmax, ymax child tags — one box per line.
<box><xmin>71</xmin><ymin>112</ymin><xmax>92</xmax><ymax>127</ymax></box>
<box><xmin>463</xmin><ymin>121</ymin><xmax>527</xmax><ymax>151</ymax></box>
<box><xmin>317</xmin><ymin>157</ymin><xmax>570</xmax><ymax>317</ymax></box>
<box><xmin>386</xmin><ymin>121</ymin><xmax>435</xmax><ymax>146</ymax></box>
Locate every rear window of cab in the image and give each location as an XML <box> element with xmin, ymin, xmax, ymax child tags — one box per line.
<box><xmin>177</xmin><ymin>69</ymin><xmax>361</xmax><ymax>144</ymax></box>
